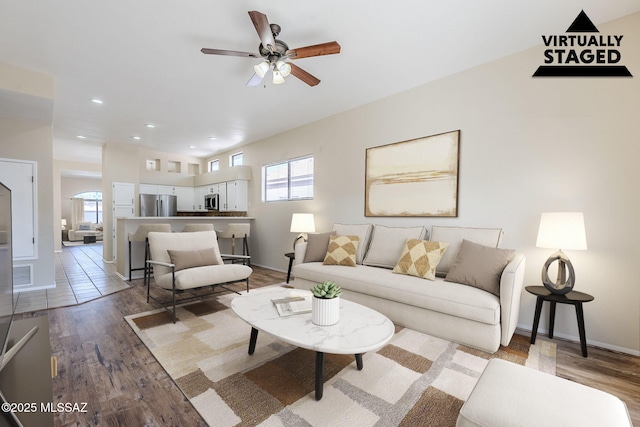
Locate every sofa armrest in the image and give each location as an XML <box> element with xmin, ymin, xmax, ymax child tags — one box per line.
<box><xmin>293</xmin><ymin>242</ymin><xmax>308</xmax><ymax>267</ymax></box>
<box><xmin>499</xmin><ymin>253</ymin><xmax>526</xmax><ymax>346</ymax></box>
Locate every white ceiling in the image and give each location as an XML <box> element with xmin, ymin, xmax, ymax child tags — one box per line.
<box><xmin>1</xmin><ymin>0</ymin><xmax>639</xmax><ymax>163</ymax></box>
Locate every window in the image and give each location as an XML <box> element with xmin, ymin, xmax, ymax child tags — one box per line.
<box><xmin>209</xmin><ymin>160</ymin><xmax>219</xmax><ymax>172</ymax></box>
<box><xmin>230</xmin><ymin>152</ymin><xmax>243</xmax><ymax>166</ymax></box>
<box><xmin>75</xmin><ymin>191</ymin><xmax>103</xmax><ymax>223</ymax></box>
<box><xmin>263</xmin><ymin>156</ymin><xmax>314</xmax><ymax>201</ymax></box>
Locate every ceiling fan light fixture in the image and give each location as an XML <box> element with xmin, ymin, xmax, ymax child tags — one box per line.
<box><xmin>254</xmin><ymin>60</ymin><xmax>270</xmax><ymax>78</ymax></box>
<box><xmin>275</xmin><ymin>60</ymin><xmax>291</xmax><ymax>77</ymax></box>
<box><xmin>272</xmin><ymin>69</ymin><xmax>285</xmax><ymax>85</ymax></box>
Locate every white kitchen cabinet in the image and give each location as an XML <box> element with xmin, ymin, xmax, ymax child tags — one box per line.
<box><xmin>194</xmin><ymin>186</ymin><xmax>207</xmax><ymax>211</ymax></box>
<box><xmin>157</xmin><ymin>185</ymin><xmax>175</xmax><ymax>195</ymax></box>
<box><xmin>139</xmin><ymin>184</ymin><xmax>157</xmax><ymax>195</ymax></box>
<box><xmin>173</xmin><ymin>186</ymin><xmax>195</xmax><ymax>211</ymax></box>
<box><xmin>113</xmin><ymin>182</ymin><xmax>135</xmax><ymax>206</ymax></box>
<box><xmin>221</xmin><ymin>180</ymin><xmax>248</xmax><ymax>212</ymax></box>
<box><xmin>112</xmin><ymin>182</ymin><xmax>135</xmax><ymax>261</ymax></box>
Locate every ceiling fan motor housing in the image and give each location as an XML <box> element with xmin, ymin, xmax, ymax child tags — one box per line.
<box><xmin>259</xmin><ymin>39</ymin><xmax>289</xmax><ymax>60</ymax></box>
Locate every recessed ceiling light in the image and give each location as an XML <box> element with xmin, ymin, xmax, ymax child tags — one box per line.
<box><xmin>132</xmin><ymin>136</ymin><xmax>141</xmax><ymax>140</ymax></box>
<box><xmin>209</xmin><ymin>136</ymin><xmax>217</xmax><ymax>140</ymax></box>
<box><xmin>76</xmin><ymin>135</ymin><xmax>86</xmax><ymax>139</ymax></box>
<box><xmin>91</xmin><ymin>98</ymin><xmax>104</xmax><ymax>104</ymax></box>
<box><xmin>188</xmin><ymin>145</ymin><xmax>196</xmax><ymax>149</ymax></box>
<box><xmin>145</xmin><ymin>123</ymin><xmax>155</xmax><ymax>128</ymax></box>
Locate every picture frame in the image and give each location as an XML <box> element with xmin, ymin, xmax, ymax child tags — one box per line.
<box><xmin>365</xmin><ymin>130</ymin><xmax>460</xmax><ymax>217</ymax></box>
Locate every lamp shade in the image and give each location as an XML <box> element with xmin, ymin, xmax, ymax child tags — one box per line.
<box><xmin>536</xmin><ymin>212</ymin><xmax>587</xmax><ymax>250</ymax></box>
<box><xmin>290</xmin><ymin>213</ymin><xmax>316</xmax><ymax>233</ymax></box>
<box><xmin>272</xmin><ymin>69</ymin><xmax>285</xmax><ymax>85</ymax></box>
<box><xmin>275</xmin><ymin>60</ymin><xmax>291</xmax><ymax>77</ymax></box>
<box><xmin>253</xmin><ymin>61</ymin><xmax>269</xmax><ymax>78</ymax></box>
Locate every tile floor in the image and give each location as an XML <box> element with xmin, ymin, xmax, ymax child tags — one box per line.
<box><xmin>14</xmin><ymin>243</ymin><xmax>131</xmax><ymax>313</ymax></box>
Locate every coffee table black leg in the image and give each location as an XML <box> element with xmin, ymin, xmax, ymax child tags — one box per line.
<box><xmin>315</xmin><ymin>352</ymin><xmax>325</xmax><ymax>400</ymax></box>
<box><xmin>530</xmin><ymin>296</ymin><xmax>544</xmax><ymax>344</ymax></box>
<box><xmin>575</xmin><ymin>303</ymin><xmax>588</xmax><ymax>357</ymax></box>
<box><xmin>355</xmin><ymin>354</ymin><xmax>363</xmax><ymax>370</ymax></box>
<box><xmin>548</xmin><ymin>301</ymin><xmax>556</xmax><ymax>339</ymax></box>
<box><xmin>248</xmin><ymin>327</ymin><xmax>259</xmax><ymax>355</ymax></box>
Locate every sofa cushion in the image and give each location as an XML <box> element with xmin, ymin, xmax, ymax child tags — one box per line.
<box><xmin>323</xmin><ymin>235</ymin><xmax>359</xmax><ymax>267</ymax></box>
<box><xmin>303</xmin><ymin>232</ymin><xmax>336</xmax><ymax>263</ymax></box>
<box><xmin>78</xmin><ymin>221</ymin><xmax>92</xmax><ymax>230</ymax></box>
<box><xmin>168</xmin><ymin>247</ymin><xmax>219</xmax><ymax>271</ymax></box>
<box><xmin>363</xmin><ymin>225</ymin><xmax>427</xmax><ymax>268</ymax></box>
<box><xmin>392</xmin><ymin>239</ymin><xmax>449</xmax><ymax>280</ymax></box>
<box><xmin>332</xmin><ymin>223</ymin><xmax>372</xmax><ymax>264</ymax></box>
<box><xmin>430</xmin><ymin>226</ymin><xmax>504</xmax><ymax>277</ymax></box>
<box><xmin>156</xmin><ymin>264</ymin><xmax>252</xmax><ymax>290</ymax></box>
<box><xmin>293</xmin><ymin>262</ymin><xmax>500</xmax><ymax>325</ymax></box>
<box><xmin>445</xmin><ymin>240</ymin><xmax>515</xmax><ymax>296</ymax></box>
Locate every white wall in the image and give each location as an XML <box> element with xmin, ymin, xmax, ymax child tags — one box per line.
<box><xmin>208</xmin><ymin>12</ymin><xmax>640</xmax><ymax>354</ymax></box>
<box><xmin>0</xmin><ymin>62</ymin><xmax>55</xmax><ymax>290</ymax></box>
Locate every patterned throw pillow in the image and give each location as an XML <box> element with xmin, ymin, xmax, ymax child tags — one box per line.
<box><xmin>392</xmin><ymin>239</ymin><xmax>449</xmax><ymax>280</ymax></box>
<box><xmin>323</xmin><ymin>235</ymin><xmax>360</xmax><ymax>267</ymax></box>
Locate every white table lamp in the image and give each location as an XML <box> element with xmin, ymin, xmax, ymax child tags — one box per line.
<box><xmin>61</xmin><ymin>219</ymin><xmax>67</xmax><ymax>231</ymax></box>
<box><xmin>290</xmin><ymin>213</ymin><xmax>316</xmax><ymax>250</ymax></box>
<box><xmin>536</xmin><ymin>212</ymin><xmax>587</xmax><ymax>295</ymax></box>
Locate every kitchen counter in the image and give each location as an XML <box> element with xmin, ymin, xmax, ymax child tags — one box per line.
<box><xmin>176</xmin><ymin>211</ymin><xmax>248</xmax><ymax>217</ymax></box>
<box><xmin>115</xmin><ymin>216</ymin><xmax>254</xmax><ymax>280</ymax></box>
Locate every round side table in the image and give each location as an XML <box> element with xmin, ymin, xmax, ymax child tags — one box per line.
<box><xmin>526</xmin><ymin>285</ymin><xmax>594</xmax><ymax>357</ymax></box>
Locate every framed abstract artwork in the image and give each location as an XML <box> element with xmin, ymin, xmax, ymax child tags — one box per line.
<box><xmin>365</xmin><ymin>130</ymin><xmax>460</xmax><ymax>217</ymax></box>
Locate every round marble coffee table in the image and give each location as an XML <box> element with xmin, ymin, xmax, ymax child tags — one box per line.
<box><xmin>231</xmin><ymin>288</ymin><xmax>395</xmax><ymax>400</ymax></box>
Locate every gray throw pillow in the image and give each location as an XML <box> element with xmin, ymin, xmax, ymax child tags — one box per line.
<box><xmin>303</xmin><ymin>232</ymin><xmax>336</xmax><ymax>263</ymax></box>
<box><xmin>167</xmin><ymin>247</ymin><xmax>219</xmax><ymax>271</ymax></box>
<box><xmin>444</xmin><ymin>239</ymin><xmax>515</xmax><ymax>296</ymax></box>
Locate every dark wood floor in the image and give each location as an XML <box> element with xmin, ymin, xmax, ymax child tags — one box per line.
<box><xmin>15</xmin><ymin>250</ymin><xmax>639</xmax><ymax>426</ymax></box>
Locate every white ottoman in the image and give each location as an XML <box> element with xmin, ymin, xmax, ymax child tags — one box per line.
<box><xmin>457</xmin><ymin>359</ymin><xmax>632</xmax><ymax>427</ymax></box>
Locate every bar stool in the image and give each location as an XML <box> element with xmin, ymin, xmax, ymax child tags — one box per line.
<box><xmin>128</xmin><ymin>224</ymin><xmax>171</xmax><ymax>281</ymax></box>
<box><xmin>216</xmin><ymin>223</ymin><xmax>250</xmax><ymax>264</ymax></box>
<box><xmin>182</xmin><ymin>223</ymin><xmax>214</xmax><ymax>232</ymax></box>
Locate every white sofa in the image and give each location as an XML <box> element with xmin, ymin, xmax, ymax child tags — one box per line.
<box><xmin>292</xmin><ymin>224</ymin><xmax>526</xmax><ymax>353</ymax></box>
<box><xmin>68</xmin><ymin>221</ymin><xmax>104</xmax><ymax>241</ymax></box>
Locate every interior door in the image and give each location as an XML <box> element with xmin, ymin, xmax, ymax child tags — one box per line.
<box><xmin>0</xmin><ymin>159</ymin><xmax>36</xmax><ymax>259</ymax></box>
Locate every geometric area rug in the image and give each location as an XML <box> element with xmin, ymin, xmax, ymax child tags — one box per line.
<box><xmin>125</xmin><ymin>287</ymin><xmax>556</xmax><ymax>427</ymax></box>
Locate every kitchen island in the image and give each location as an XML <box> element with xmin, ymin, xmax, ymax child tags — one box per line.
<box><xmin>115</xmin><ymin>216</ymin><xmax>254</xmax><ymax>280</ymax></box>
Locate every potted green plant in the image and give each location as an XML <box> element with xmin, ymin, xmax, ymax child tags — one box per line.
<box><xmin>310</xmin><ymin>281</ymin><xmax>342</xmax><ymax>326</ymax></box>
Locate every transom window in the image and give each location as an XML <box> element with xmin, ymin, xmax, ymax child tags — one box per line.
<box><xmin>262</xmin><ymin>156</ymin><xmax>314</xmax><ymax>202</ymax></box>
<box><xmin>230</xmin><ymin>152</ymin><xmax>243</xmax><ymax>166</ymax></box>
<box><xmin>209</xmin><ymin>159</ymin><xmax>219</xmax><ymax>172</ymax></box>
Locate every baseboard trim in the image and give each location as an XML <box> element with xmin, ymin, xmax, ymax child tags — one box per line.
<box><xmin>516</xmin><ymin>324</ymin><xmax>640</xmax><ymax>356</ymax></box>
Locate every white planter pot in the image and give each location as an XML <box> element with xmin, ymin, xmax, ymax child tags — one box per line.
<box><xmin>312</xmin><ymin>296</ymin><xmax>340</xmax><ymax>326</ymax></box>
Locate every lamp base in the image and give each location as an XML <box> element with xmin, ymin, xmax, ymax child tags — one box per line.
<box><xmin>541</xmin><ymin>250</ymin><xmax>576</xmax><ymax>295</ymax></box>
<box><xmin>292</xmin><ymin>233</ymin><xmax>308</xmax><ymax>251</ymax></box>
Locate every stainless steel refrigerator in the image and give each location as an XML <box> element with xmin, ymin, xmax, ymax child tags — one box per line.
<box><xmin>139</xmin><ymin>194</ymin><xmax>177</xmax><ymax>217</ymax></box>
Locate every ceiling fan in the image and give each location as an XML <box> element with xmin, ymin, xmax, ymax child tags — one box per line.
<box><xmin>201</xmin><ymin>10</ymin><xmax>341</xmax><ymax>87</ymax></box>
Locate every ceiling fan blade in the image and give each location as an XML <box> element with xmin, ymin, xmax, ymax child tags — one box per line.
<box><xmin>246</xmin><ymin>73</ymin><xmax>264</xmax><ymax>87</ymax></box>
<box><xmin>201</xmin><ymin>48</ymin><xmax>260</xmax><ymax>58</ymax></box>
<box><xmin>289</xmin><ymin>63</ymin><xmax>321</xmax><ymax>86</ymax></box>
<box><xmin>287</xmin><ymin>41</ymin><xmax>341</xmax><ymax>59</ymax></box>
<box><xmin>248</xmin><ymin>10</ymin><xmax>276</xmax><ymax>52</ymax></box>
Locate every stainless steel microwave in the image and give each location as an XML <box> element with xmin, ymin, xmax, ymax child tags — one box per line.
<box><xmin>204</xmin><ymin>194</ymin><xmax>219</xmax><ymax>210</ymax></box>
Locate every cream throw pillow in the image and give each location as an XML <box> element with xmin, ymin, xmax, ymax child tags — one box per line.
<box><xmin>444</xmin><ymin>239</ymin><xmax>515</xmax><ymax>296</ymax></box>
<box><xmin>363</xmin><ymin>225</ymin><xmax>427</xmax><ymax>269</ymax></box>
<box><xmin>323</xmin><ymin>235</ymin><xmax>360</xmax><ymax>267</ymax></box>
<box><xmin>392</xmin><ymin>239</ymin><xmax>449</xmax><ymax>280</ymax></box>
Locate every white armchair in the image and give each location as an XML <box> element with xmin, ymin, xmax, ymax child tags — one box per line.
<box><xmin>145</xmin><ymin>230</ymin><xmax>252</xmax><ymax>322</ymax></box>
